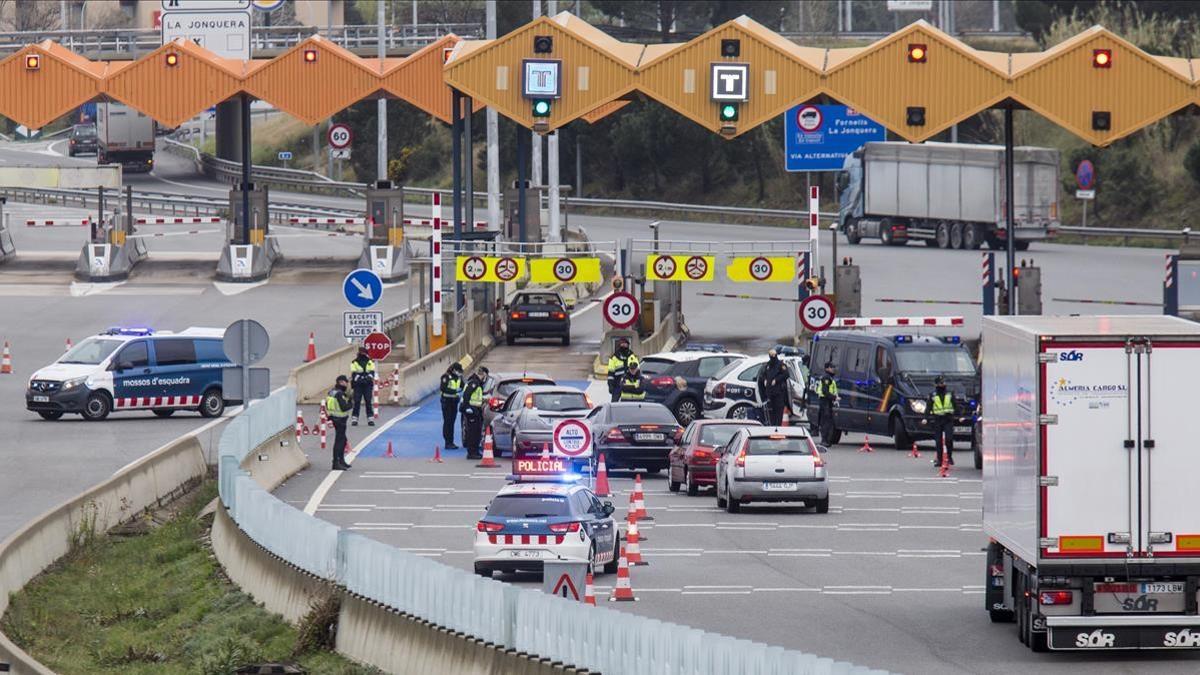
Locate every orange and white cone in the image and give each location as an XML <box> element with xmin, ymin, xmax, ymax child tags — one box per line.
<box><xmin>304</xmin><ymin>332</ymin><xmax>317</xmax><ymax>362</ymax></box>
<box><xmin>625</xmin><ymin>518</ymin><xmax>646</xmax><ymax>565</ymax></box>
<box><xmin>429</xmin><ymin>444</ymin><xmax>444</xmax><ymax>463</ymax></box>
<box><xmin>938</xmin><ymin>454</ymin><xmax>951</xmax><ymax>478</ymax></box>
<box><xmin>385</xmin><ymin>441</ymin><xmax>395</xmax><ymax>458</ymax></box>
<box><xmin>608</xmin><ymin>545</ymin><xmax>637</xmax><ymax>602</ymax></box>
<box><xmin>909</xmin><ymin>443</ymin><xmax>921</xmax><ymax>459</ymax></box>
<box><xmin>583</xmin><ymin>572</ymin><xmax>597</xmax><ymax>606</ymax></box>
<box><xmin>631</xmin><ymin>473</ymin><xmax>649</xmax><ymax>521</ymax></box>
<box><xmin>780</xmin><ymin>409</ymin><xmax>790</xmax><ymax>427</ymax></box>
<box><xmin>1</xmin><ymin>341</ymin><xmax>12</xmax><ymax>374</ymax></box>
<box><xmin>593</xmin><ymin>453</ymin><xmax>611</xmax><ymax>497</ymax></box>
<box><xmin>476</xmin><ymin>429</ymin><xmax>499</xmax><ymax>468</ymax></box>
<box><xmin>858</xmin><ymin>436</ymin><xmax>875</xmax><ymax>453</ymax></box>
<box><xmin>64</xmin><ymin>337</ymin><xmax>73</xmax><ymax>352</ymax></box>
<box><xmin>541</xmin><ymin>442</ymin><xmax>551</xmax><ymax>461</ymax></box>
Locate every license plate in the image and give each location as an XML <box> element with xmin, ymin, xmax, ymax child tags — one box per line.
<box><xmin>762</xmin><ymin>482</ymin><xmax>797</xmax><ymax>491</ymax></box>
<box><xmin>528</xmin><ymin>311</ymin><xmax>549</xmax><ymax>318</ymax></box>
<box><xmin>507</xmin><ymin>549</ymin><xmax>543</xmax><ymax>559</ymax></box>
<box><xmin>635</xmin><ymin>432</ymin><xmax>664</xmax><ymax>442</ymax></box>
<box><xmin>955</xmin><ymin>426</ymin><xmax>972</xmax><ymax>434</ymax></box>
<box><xmin>33</xmin><ymin>395</ymin><xmax>49</xmax><ymax>402</ymax></box>
<box><xmin>1095</xmin><ymin>582</ymin><xmax>1184</xmax><ymax>594</ymax></box>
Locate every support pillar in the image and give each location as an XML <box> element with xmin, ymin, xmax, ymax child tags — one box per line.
<box><xmin>1004</xmin><ymin>106</ymin><xmax>1016</xmax><ymax>315</ymax></box>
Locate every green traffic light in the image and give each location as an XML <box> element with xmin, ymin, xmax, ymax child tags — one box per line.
<box><xmin>532</xmin><ymin>99</ymin><xmax>551</xmax><ymax>117</ymax></box>
<box><xmin>720</xmin><ymin>104</ymin><xmax>738</xmax><ymax>121</ymax></box>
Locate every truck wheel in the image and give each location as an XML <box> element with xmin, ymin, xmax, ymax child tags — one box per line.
<box><xmin>950</xmin><ymin>222</ymin><xmax>965</xmax><ymax>249</ymax></box>
<box><xmin>962</xmin><ymin>223</ymin><xmax>983</xmax><ymax>250</ymax></box>
<box><xmin>935</xmin><ymin>222</ymin><xmax>951</xmax><ymax>249</ymax></box>
<box><xmin>891</xmin><ymin>415</ymin><xmax>912</xmax><ymax>450</ymax></box>
<box><xmin>844</xmin><ymin>221</ymin><xmax>862</xmax><ymax>245</ymax></box>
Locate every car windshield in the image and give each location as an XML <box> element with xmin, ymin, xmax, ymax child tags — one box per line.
<box><xmin>639</xmin><ymin>358</ymin><xmax>673</xmax><ymax>376</ymax></box>
<box><xmin>533</xmin><ymin>392</ymin><xmax>589</xmax><ymax>411</ymax></box>
<box><xmin>486</xmin><ymin>495</ymin><xmax>571</xmax><ymax>518</ymax></box>
<box><xmin>59</xmin><ymin>337</ymin><xmax>122</xmax><ymax>365</ymax></box>
<box><xmin>699</xmin><ymin>424</ymin><xmax>744</xmax><ymax>447</ymax></box>
<box><xmin>747</xmin><ymin>436</ymin><xmax>814</xmax><ymax>455</ymax></box>
<box><xmin>894</xmin><ymin>347</ymin><xmax>976</xmax><ymax>375</ymax></box>
<box><xmin>612</xmin><ymin>405</ymin><xmax>676</xmax><ymax>425</ymax></box>
<box><xmin>73</xmin><ymin>126</ymin><xmax>96</xmax><ymax>138</ymax></box>
<box><xmin>516</xmin><ymin>294</ymin><xmax>561</xmax><ymax>306</ymax></box>
<box><xmin>497</xmin><ymin>378</ymin><xmax>553</xmax><ymax>396</ymax></box>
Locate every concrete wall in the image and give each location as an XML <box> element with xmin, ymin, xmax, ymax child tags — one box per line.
<box><xmin>288</xmin><ymin>343</ymin><xmax>356</xmax><ymax>404</ymax></box>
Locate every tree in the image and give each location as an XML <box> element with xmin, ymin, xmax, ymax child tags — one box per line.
<box><xmin>1184</xmin><ymin>142</ymin><xmax>1200</xmax><ymax>188</ymax></box>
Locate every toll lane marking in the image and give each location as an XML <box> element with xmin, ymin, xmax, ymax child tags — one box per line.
<box><xmin>302</xmin><ymin>406</ymin><xmax>420</xmax><ymax>516</ymax></box>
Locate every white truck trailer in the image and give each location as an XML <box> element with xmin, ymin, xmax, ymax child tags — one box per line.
<box><xmin>97</xmin><ymin>102</ymin><xmax>155</xmax><ymax>173</ymax></box>
<box><xmin>982</xmin><ymin>315</ymin><xmax>1200</xmax><ymax>651</ymax></box>
<box><xmin>837</xmin><ymin>142</ymin><xmax>1059</xmax><ymax>250</ymax></box>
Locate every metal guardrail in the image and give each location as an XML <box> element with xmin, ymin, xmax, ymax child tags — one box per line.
<box><xmin>1056</xmin><ymin>225</ymin><xmax>1193</xmax><ymax>244</ymax></box>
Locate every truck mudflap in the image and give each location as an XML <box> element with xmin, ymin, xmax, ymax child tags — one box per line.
<box><xmin>1047</xmin><ymin>616</ymin><xmax>1200</xmax><ymax>650</ymax></box>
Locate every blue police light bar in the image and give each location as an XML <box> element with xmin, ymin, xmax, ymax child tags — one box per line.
<box><xmin>104</xmin><ymin>326</ymin><xmax>154</xmax><ymax>336</ymax></box>
<box><xmin>684</xmin><ymin>342</ymin><xmax>726</xmax><ymax>353</ymax></box>
<box><xmin>894</xmin><ymin>335</ymin><xmax>913</xmax><ymax>344</ymax></box>
<box><xmin>941</xmin><ymin>336</ymin><xmax>961</xmax><ymax>344</ymax></box>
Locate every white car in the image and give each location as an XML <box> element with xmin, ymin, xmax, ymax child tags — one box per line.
<box><xmin>715</xmin><ymin>426</ymin><xmax>829</xmax><ymax>513</ymax></box>
<box><xmin>702</xmin><ymin>355</ymin><xmax>808</xmax><ymax>420</ymax></box>
<box><xmin>474</xmin><ymin>482</ymin><xmax>619</xmax><ymax>578</ymax></box>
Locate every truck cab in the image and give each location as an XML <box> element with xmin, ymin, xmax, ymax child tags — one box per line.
<box><xmin>805</xmin><ymin>330</ymin><xmax>979</xmax><ymax>449</ymax></box>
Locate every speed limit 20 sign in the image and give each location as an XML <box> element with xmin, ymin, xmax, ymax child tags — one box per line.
<box><xmin>603</xmin><ymin>291</ymin><xmax>640</xmax><ymax>329</ymax></box>
<box><xmin>328</xmin><ymin>124</ymin><xmax>352</xmax><ymax>149</ymax></box>
<box><xmin>798</xmin><ymin>294</ymin><xmax>835</xmax><ymax>332</ymax></box>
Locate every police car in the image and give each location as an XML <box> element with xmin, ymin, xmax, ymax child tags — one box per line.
<box><xmin>474</xmin><ymin>481</ymin><xmax>619</xmax><ymax>578</ymax></box>
<box><xmin>25</xmin><ymin>327</ymin><xmax>233</xmax><ymax>421</ymax></box>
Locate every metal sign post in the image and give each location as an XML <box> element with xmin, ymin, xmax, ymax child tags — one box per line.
<box><xmin>221</xmin><ymin>319</ymin><xmax>270</xmax><ymax>403</ymax></box>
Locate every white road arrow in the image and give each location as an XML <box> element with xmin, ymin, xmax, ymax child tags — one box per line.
<box><xmin>350</xmin><ymin>277</ymin><xmax>375</xmax><ymax>301</ymax></box>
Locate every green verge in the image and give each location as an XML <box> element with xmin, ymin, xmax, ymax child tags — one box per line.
<box><xmin>1</xmin><ymin>480</ymin><xmax>378</xmax><ymax>675</ymax></box>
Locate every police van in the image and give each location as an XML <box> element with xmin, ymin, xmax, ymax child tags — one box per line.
<box><xmin>25</xmin><ymin>327</ymin><xmax>234</xmax><ymax>421</ymax></box>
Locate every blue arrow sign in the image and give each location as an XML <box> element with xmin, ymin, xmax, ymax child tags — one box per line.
<box><xmin>343</xmin><ymin>268</ymin><xmax>383</xmax><ymax>309</ymax></box>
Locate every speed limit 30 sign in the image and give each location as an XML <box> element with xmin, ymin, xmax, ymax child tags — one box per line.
<box><xmin>328</xmin><ymin>123</ymin><xmax>352</xmax><ymax>149</ymax></box>
<box><xmin>552</xmin><ymin>258</ymin><xmax>577</xmax><ymax>282</ymax></box>
<box><xmin>749</xmin><ymin>256</ymin><xmax>773</xmax><ymax>281</ymax></box>
<box><xmin>603</xmin><ymin>291</ymin><xmax>640</xmax><ymax>329</ymax></box>
<box><xmin>799</xmin><ymin>294</ymin><xmax>836</xmax><ymax>332</ymax></box>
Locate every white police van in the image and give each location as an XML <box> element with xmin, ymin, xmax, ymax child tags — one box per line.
<box><xmin>25</xmin><ymin>327</ymin><xmax>234</xmax><ymax>421</ymax></box>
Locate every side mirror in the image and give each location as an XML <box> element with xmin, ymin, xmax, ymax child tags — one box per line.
<box><xmin>817</xmin><ymin>445</ymin><xmax>830</xmax><ymax>454</ymax></box>
<box><xmin>602</xmin><ymin>503</ymin><xmax>615</xmax><ymax>517</ymax></box>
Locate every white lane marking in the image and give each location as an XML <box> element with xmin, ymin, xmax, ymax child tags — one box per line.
<box><xmin>46</xmin><ymin>139</ymin><xmax>69</xmax><ymax>156</ymax></box>
<box><xmin>569</xmin><ymin>298</ymin><xmax>602</xmax><ymax>319</ymax></box>
<box><xmin>302</xmin><ymin>406</ymin><xmax>419</xmax><ymax>516</ymax></box>
<box><xmin>214</xmin><ymin>280</ymin><xmax>268</xmax><ymax>296</ymax></box>
<box><xmin>69</xmin><ymin>281</ymin><xmax>126</xmax><ymax>296</ymax></box>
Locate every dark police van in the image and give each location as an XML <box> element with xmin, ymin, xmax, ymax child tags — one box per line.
<box><xmin>26</xmin><ymin>327</ymin><xmax>234</xmax><ymax>421</ymax></box>
<box><xmin>805</xmin><ymin>331</ymin><xmax>980</xmax><ymax>450</ymax></box>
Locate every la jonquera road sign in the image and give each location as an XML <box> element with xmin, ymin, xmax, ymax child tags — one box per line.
<box><xmin>799</xmin><ymin>295</ymin><xmax>836</xmax><ymax>332</ymax></box>
<box><xmin>785</xmin><ymin>104</ymin><xmax>885</xmax><ymax>172</ymax></box>
<box><xmin>603</xmin><ymin>292</ymin><xmax>640</xmax><ymax>329</ymax></box>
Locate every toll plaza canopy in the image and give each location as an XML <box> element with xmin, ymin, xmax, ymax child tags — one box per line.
<box><xmin>5</xmin><ymin>13</ymin><xmax>1199</xmax><ymax>147</ymax></box>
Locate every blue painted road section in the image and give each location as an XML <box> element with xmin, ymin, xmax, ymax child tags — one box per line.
<box><xmin>359</xmin><ymin>380</ymin><xmax>590</xmax><ymax>459</ymax></box>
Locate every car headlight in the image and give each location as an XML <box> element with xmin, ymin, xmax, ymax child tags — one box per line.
<box><xmin>908</xmin><ymin>399</ymin><xmax>927</xmax><ymax>414</ymax></box>
<box><xmin>60</xmin><ymin>376</ymin><xmax>88</xmax><ymax>391</ymax></box>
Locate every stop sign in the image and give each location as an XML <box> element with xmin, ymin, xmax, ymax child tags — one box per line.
<box><xmin>362</xmin><ymin>332</ymin><xmax>392</xmax><ymax>361</ymax></box>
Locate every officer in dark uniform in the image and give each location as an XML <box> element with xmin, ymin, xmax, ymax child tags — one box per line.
<box><xmin>814</xmin><ymin>362</ymin><xmax>840</xmax><ymax>445</ymax></box>
<box><xmin>460</xmin><ymin>369</ymin><xmax>486</xmax><ymax>459</ymax></box>
<box><xmin>929</xmin><ymin>375</ymin><xmax>957</xmax><ymax>467</ymax></box>
<box><xmin>619</xmin><ymin>362</ymin><xmax>647</xmax><ymax>401</ymax></box>
<box><xmin>439</xmin><ymin>363</ymin><xmax>464</xmax><ymax>449</ymax></box>
<box><xmin>757</xmin><ymin>349</ymin><xmax>790</xmax><ymax>426</ymax></box>
<box><xmin>606</xmin><ymin>338</ymin><xmax>639</xmax><ymax>403</ymax></box>
<box><xmin>326</xmin><ymin>375</ymin><xmax>352</xmax><ymax>471</ymax></box>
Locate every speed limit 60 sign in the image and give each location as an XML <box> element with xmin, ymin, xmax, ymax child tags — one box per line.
<box><xmin>328</xmin><ymin>123</ymin><xmax>352</xmax><ymax>149</ymax></box>
<box><xmin>799</xmin><ymin>294</ymin><xmax>835</xmax><ymax>332</ymax></box>
<box><xmin>603</xmin><ymin>291</ymin><xmax>640</xmax><ymax>329</ymax></box>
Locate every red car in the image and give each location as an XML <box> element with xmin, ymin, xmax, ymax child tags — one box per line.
<box><xmin>668</xmin><ymin>419</ymin><xmax>761</xmax><ymax>495</ymax></box>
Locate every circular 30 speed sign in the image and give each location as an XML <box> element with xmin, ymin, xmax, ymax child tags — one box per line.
<box><xmin>799</xmin><ymin>294</ymin><xmax>836</xmax><ymax>332</ymax></box>
<box><xmin>749</xmin><ymin>256</ymin><xmax>773</xmax><ymax>281</ymax></box>
<box><xmin>603</xmin><ymin>291</ymin><xmax>640</xmax><ymax>329</ymax></box>
<box><xmin>552</xmin><ymin>258</ymin><xmax>577</xmax><ymax>282</ymax></box>
<box><xmin>553</xmin><ymin>418</ymin><xmax>592</xmax><ymax>457</ymax></box>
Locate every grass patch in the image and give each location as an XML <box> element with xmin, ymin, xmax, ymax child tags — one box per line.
<box><xmin>1</xmin><ymin>481</ymin><xmax>377</xmax><ymax>675</ymax></box>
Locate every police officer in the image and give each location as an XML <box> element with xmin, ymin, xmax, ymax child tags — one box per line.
<box><xmin>326</xmin><ymin>375</ymin><xmax>352</xmax><ymax>471</ymax></box>
<box><xmin>757</xmin><ymin>349</ymin><xmax>790</xmax><ymax>426</ymax></box>
<box><xmin>439</xmin><ymin>363</ymin><xmax>464</xmax><ymax>449</ymax></box>
<box><xmin>606</xmin><ymin>338</ymin><xmax>639</xmax><ymax>403</ymax></box>
<box><xmin>460</xmin><ymin>369</ymin><xmax>486</xmax><ymax>459</ymax></box>
<box><xmin>814</xmin><ymin>362</ymin><xmax>840</xmax><ymax>445</ymax></box>
<box><xmin>350</xmin><ymin>347</ymin><xmax>376</xmax><ymax>427</ymax></box>
<box><xmin>619</xmin><ymin>362</ymin><xmax>647</xmax><ymax>402</ymax></box>
<box><xmin>929</xmin><ymin>375</ymin><xmax>956</xmax><ymax>467</ymax></box>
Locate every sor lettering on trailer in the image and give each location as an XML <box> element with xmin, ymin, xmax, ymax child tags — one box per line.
<box><xmin>1122</xmin><ymin>595</ymin><xmax>1159</xmax><ymax>612</ymax></box>
<box><xmin>1164</xmin><ymin>629</ymin><xmax>1200</xmax><ymax>648</ymax></box>
<box><xmin>1060</xmin><ymin>350</ymin><xmax>1085</xmax><ymax>362</ymax></box>
<box><xmin>1075</xmin><ymin>629</ymin><xmax>1116</xmax><ymax>648</ymax></box>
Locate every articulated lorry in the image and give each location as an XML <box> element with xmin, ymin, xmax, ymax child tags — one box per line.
<box><xmin>982</xmin><ymin>315</ymin><xmax>1200</xmax><ymax>651</ymax></box>
<box><xmin>97</xmin><ymin>102</ymin><xmax>155</xmax><ymax>173</ymax></box>
<box><xmin>837</xmin><ymin>142</ymin><xmax>1059</xmax><ymax>250</ymax></box>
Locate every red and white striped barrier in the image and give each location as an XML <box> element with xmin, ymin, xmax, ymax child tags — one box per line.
<box><xmin>114</xmin><ymin>395</ymin><xmax>201</xmax><ymax>409</ymax></box>
<box><xmin>432</xmin><ymin>193</ymin><xmax>443</xmax><ymax>337</ymax></box>
<box><xmin>135</xmin><ymin>216</ymin><xmax>222</xmax><ymax>225</ymax></box>
<box><xmin>389</xmin><ymin>364</ymin><xmax>400</xmax><ymax>404</ymax></box>
<box><xmin>268</xmin><ymin>232</ymin><xmax>358</xmax><ymax>239</ymax></box>
<box><xmin>288</xmin><ymin>217</ymin><xmax>365</xmax><ymax>225</ymax></box>
<box><xmin>1165</xmin><ymin>253</ymin><xmax>1174</xmax><ymax>289</ymax></box>
<box><xmin>25</xmin><ymin>218</ymin><xmax>90</xmax><ymax>227</ymax></box>
<box><xmin>128</xmin><ymin>229</ymin><xmax>221</xmax><ymax>239</ymax></box>
<box><xmin>835</xmin><ymin>316</ymin><xmax>964</xmax><ymax>328</ymax></box>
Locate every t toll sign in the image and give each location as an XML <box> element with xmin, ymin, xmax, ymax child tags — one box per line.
<box><xmin>362</xmin><ymin>332</ymin><xmax>392</xmax><ymax>361</ymax></box>
<box><xmin>603</xmin><ymin>291</ymin><xmax>640</xmax><ymax>329</ymax></box>
<box><xmin>799</xmin><ymin>294</ymin><xmax>836</xmax><ymax>332</ymax></box>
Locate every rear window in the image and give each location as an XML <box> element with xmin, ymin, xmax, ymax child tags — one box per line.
<box><xmin>194</xmin><ymin>339</ymin><xmax>228</xmax><ymax>363</ymax></box>
<box><xmin>699</xmin><ymin>424</ymin><xmax>744</xmax><ymax>447</ymax></box>
<box><xmin>736</xmin><ymin>363</ymin><xmax>764</xmax><ymax>382</ymax></box>
<box><xmin>497</xmin><ymin>378</ymin><xmax>554</xmax><ymax>396</ymax></box>
<box><xmin>154</xmin><ymin>339</ymin><xmax>196</xmax><ymax>366</ymax></box>
<box><xmin>486</xmin><ymin>495</ymin><xmax>571</xmax><ymax>518</ymax></box>
<box><xmin>613</xmin><ymin>405</ymin><xmax>676</xmax><ymax>425</ymax></box>
<box><xmin>533</xmin><ymin>392</ymin><xmax>589</xmax><ymax>411</ymax></box>
<box><xmin>639</xmin><ymin>358</ymin><xmax>675</xmax><ymax>376</ymax></box>
<box><xmin>515</xmin><ymin>294</ymin><xmax>561</xmax><ymax>306</ymax></box>
<box><xmin>73</xmin><ymin>125</ymin><xmax>96</xmax><ymax>138</ymax></box>
<box><xmin>747</xmin><ymin>436</ymin><xmax>814</xmax><ymax>456</ymax></box>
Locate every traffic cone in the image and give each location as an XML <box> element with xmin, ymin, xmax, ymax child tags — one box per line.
<box><xmin>295</xmin><ymin>410</ymin><xmax>305</xmax><ymax>439</ymax></box>
<box><xmin>583</xmin><ymin>572</ymin><xmax>597</xmax><ymax>606</ymax></box>
<box><xmin>938</xmin><ymin>454</ymin><xmax>951</xmax><ymax>478</ymax></box>
<box><xmin>476</xmin><ymin>429</ymin><xmax>499</xmax><ymax>468</ymax></box>
<box><xmin>631</xmin><ymin>474</ymin><xmax>649</xmax><ymax>521</ymax></box>
<box><xmin>909</xmin><ymin>442</ymin><xmax>921</xmax><ymax>459</ymax></box>
<box><xmin>385</xmin><ymin>441</ymin><xmax>395</xmax><ymax>458</ymax></box>
<box><xmin>625</xmin><ymin>517</ymin><xmax>646</xmax><ymax>566</ymax></box>
<box><xmin>429</xmin><ymin>444</ymin><xmax>444</xmax><ymax>463</ymax></box>
<box><xmin>304</xmin><ymin>332</ymin><xmax>317</xmax><ymax>362</ymax></box>
<box><xmin>608</xmin><ymin>545</ymin><xmax>637</xmax><ymax>602</ymax></box>
<box><xmin>858</xmin><ymin>435</ymin><xmax>875</xmax><ymax>453</ymax></box>
<box><xmin>541</xmin><ymin>442</ymin><xmax>551</xmax><ymax>461</ymax></box>
<box><xmin>64</xmin><ymin>337</ymin><xmax>73</xmax><ymax>352</ymax></box>
<box><xmin>780</xmin><ymin>409</ymin><xmax>790</xmax><ymax>427</ymax></box>
<box><xmin>593</xmin><ymin>453</ymin><xmax>611</xmax><ymax>497</ymax></box>
<box><xmin>1</xmin><ymin>341</ymin><xmax>11</xmax><ymax>374</ymax></box>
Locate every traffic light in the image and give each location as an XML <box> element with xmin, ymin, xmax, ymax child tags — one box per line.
<box><xmin>719</xmin><ymin>103</ymin><xmax>739</xmax><ymax>122</ymax></box>
<box><xmin>906</xmin><ymin>106</ymin><xmax>926</xmax><ymax>126</ymax></box>
<box><xmin>165</xmin><ymin>52</ymin><xmax>179</xmax><ymax>67</ymax></box>
<box><xmin>721</xmin><ymin>39</ymin><xmax>741</xmax><ymax>58</ymax></box>
<box><xmin>1092</xmin><ymin>111</ymin><xmax>1111</xmax><ymax>131</ymax></box>
<box><xmin>1092</xmin><ymin>49</ymin><xmax>1112</xmax><ymax>68</ymax></box>
<box><xmin>24</xmin><ymin>54</ymin><xmax>39</xmax><ymax>70</ymax></box>
<box><xmin>303</xmin><ymin>48</ymin><xmax>318</xmax><ymax>63</ymax></box>
<box><xmin>533</xmin><ymin>35</ymin><xmax>553</xmax><ymax>54</ymax></box>
<box><xmin>907</xmin><ymin>43</ymin><xmax>927</xmax><ymax>63</ymax></box>
<box><xmin>804</xmin><ymin>276</ymin><xmax>821</xmax><ymax>293</ymax></box>
<box><xmin>532</xmin><ymin>99</ymin><xmax>551</xmax><ymax>117</ymax></box>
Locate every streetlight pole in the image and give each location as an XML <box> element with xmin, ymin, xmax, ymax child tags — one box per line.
<box><xmin>1004</xmin><ymin>105</ymin><xmax>1016</xmax><ymax>314</ymax></box>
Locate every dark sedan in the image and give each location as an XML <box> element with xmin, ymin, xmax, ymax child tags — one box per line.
<box><xmin>639</xmin><ymin>350</ymin><xmax>746</xmax><ymax>424</ymax></box>
<box><xmin>668</xmin><ymin>419</ymin><xmax>761</xmax><ymax>495</ymax></box>
<box><xmin>68</xmin><ymin>123</ymin><xmax>97</xmax><ymax>156</ymax></box>
<box><xmin>505</xmin><ymin>291</ymin><xmax>570</xmax><ymax>345</ymax></box>
<box><xmin>586</xmin><ymin>402</ymin><xmax>682</xmax><ymax>473</ymax></box>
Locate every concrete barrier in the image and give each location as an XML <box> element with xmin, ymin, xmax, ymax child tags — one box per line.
<box><xmin>288</xmin><ymin>342</ymin><xmax>357</xmax><ymax>404</ymax></box>
<box><xmin>239</xmin><ymin>429</ymin><xmax>308</xmax><ymax>492</ymax></box>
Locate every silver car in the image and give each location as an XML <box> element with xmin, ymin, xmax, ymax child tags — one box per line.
<box><xmin>489</xmin><ymin>385</ymin><xmax>593</xmax><ymax>456</ymax></box>
<box><xmin>715</xmin><ymin>426</ymin><xmax>829</xmax><ymax>513</ymax></box>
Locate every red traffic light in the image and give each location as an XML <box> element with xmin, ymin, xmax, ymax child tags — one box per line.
<box><xmin>1092</xmin><ymin>49</ymin><xmax>1112</xmax><ymax>68</ymax></box>
<box><xmin>165</xmin><ymin>52</ymin><xmax>179</xmax><ymax>67</ymax></box>
<box><xmin>24</xmin><ymin>54</ymin><xmax>39</xmax><ymax>70</ymax></box>
<box><xmin>907</xmin><ymin>43</ymin><xmax>927</xmax><ymax>63</ymax></box>
<box><xmin>302</xmin><ymin>48</ymin><xmax>318</xmax><ymax>63</ymax></box>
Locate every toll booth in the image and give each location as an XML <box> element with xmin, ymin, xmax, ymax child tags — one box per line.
<box><xmin>1169</xmin><ymin>240</ymin><xmax>1200</xmax><ymax>320</ymax></box>
<box><xmin>504</xmin><ymin>180</ymin><xmax>542</xmax><ymax>242</ymax></box>
<box><xmin>358</xmin><ymin>181</ymin><xmax>410</xmax><ymax>281</ymax></box>
<box><xmin>74</xmin><ymin>187</ymin><xmax>146</xmax><ymax>281</ymax></box>
<box><xmin>834</xmin><ymin>258</ymin><xmax>862</xmax><ymax>318</ymax></box>
<box><xmin>0</xmin><ymin>197</ymin><xmax>13</xmax><ymax>263</ymax></box>
<box><xmin>217</xmin><ymin>184</ymin><xmax>277</xmax><ymax>282</ymax></box>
